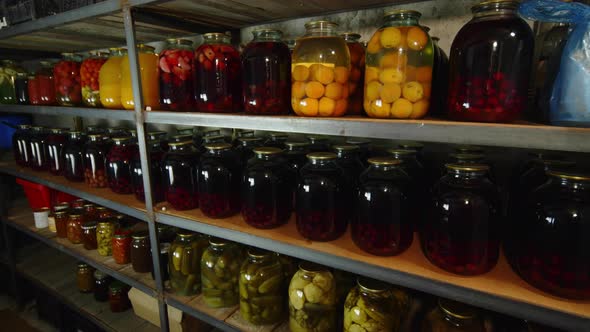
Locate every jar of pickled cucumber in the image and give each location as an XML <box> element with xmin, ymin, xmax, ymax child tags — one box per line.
<box><xmin>81</xmin><ymin>51</ymin><xmax>108</xmax><ymax>107</ymax></box>
<box><xmin>291</xmin><ymin>21</ymin><xmax>350</xmax><ymax>117</ymax></box>
<box><xmin>364</xmin><ymin>10</ymin><xmax>433</xmax><ymax>119</ymax></box>
<box><xmin>169</xmin><ymin>231</ymin><xmax>209</xmax><ymax>296</ymax></box>
<box><xmin>100</xmin><ymin>48</ymin><xmax>127</xmax><ymax>108</ymax></box>
<box><xmin>421</xmin><ymin>299</ymin><xmax>484</xmax><ymax>332</ymax></box>
<box><xmin>201</xmin><ymin>238</ymin><xmax>244</xmax><ymax>308</ymax></box>
<box><xmin>344</xmin><ymin>278</ymin><xmax>399</xmax><ymax>331</ymax></box>
<box><xmin>54</xmin><ymin>53</ymin><xmax>82</xmax><ymax>106</ymax></box>
<box><xmin>341</xmin><ymin>33</ymin><xmax>365</xmax><ymax>115</ymax></box>
<box><xmin>288</xmin><ymin>262</ymin><xmax>337</xmax><ymax>332</ymax></box>
<box><xmin>239</xmin><ymin>249</ymin><xmax>284</xmax><ymax>325</ymax></box>
<box><xmin>121</xmin><ymin>44</ymin><xmax>160</xmax><ymax>110</ymax></box>
<box><xmin>97</xmin><ymin>221</ymin><xmax>115</xmax><ymax>256</ymax></box>
<box><xmin>0</xmin><ymin>60</ymin><xmax>18</xmax><ymax>104</ymax></box>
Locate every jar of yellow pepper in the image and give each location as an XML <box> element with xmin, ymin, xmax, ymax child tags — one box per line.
<box><xmin>121</xmin><ymin>44</ymin><xmax>160</xmax><ymax>110</ymax></box>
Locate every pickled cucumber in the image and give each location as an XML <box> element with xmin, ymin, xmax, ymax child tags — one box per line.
<box><xmin>169</xmin><ymin>232</ymin><xmax>208</xmax><ymax>296</ymax></box>
<box><xmin>343</xmin><ymin>279</ymin><xmax>399</xmax><ymax>332</ymax></box>
<box><xmin>201</xmin><ymin>240</ymin><xmax>244</xmax><ymax>308</ymax></box>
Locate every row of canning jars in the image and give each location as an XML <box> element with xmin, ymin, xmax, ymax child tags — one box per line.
<box><xmin>76</xmin><ymin>263</ymin><xmax>131</xmax><ymax>313</ymax></box>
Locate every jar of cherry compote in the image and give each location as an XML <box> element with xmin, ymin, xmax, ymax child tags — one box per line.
<box><xmin>364</xmin><ymin>10</ymin><xmax>433</xmax><ymax>119</ymax></box>
<box><xmin>421</xmin><ymin>299</ymin><xmax>485</xmax><ymax>332</ymax></box>
<box><xmin>242</xmin><ymin>28</ymin><xmax>290</xmax><ymax>115</ymax></box>
<box><xmin>508</xmin><ymin>171</ymin><xmax>590</xmax><ymax>299</ymax></box>
<box><xmin>159</xmin><ymin>38</ymin><xmax>194</xmax><ymax>111</ymax></box>
<box><xmin>430</xmin><ymin>36</ymin><xmax>449</xmax><ymax>117</ymax></box>
<box><xmin>29</xmin><ymin>126</ymin><xmax>49</xmax><ymax>171</ymax></box>
<box><xmin>296</xmin><ymin>152</ymin><xmax>350</xmax><ymax>241</ymax></box>
<box><xmin>284</xmin><ymin>141</ymin><xmax>310</xmax><ymax>173</ymax></box>
<box><xmin>47</xmin><ymin>128</ymin><xmax>67</xmax><ymax>175</ymax></box>
<box><xmin>121</xmin><ymin>44</ymin><xmax>160</xmax><ymax>110</ymax></box>
<box><xmin>447</xmin><ymin>0</ymin><xmax>534</xmax><ymax>123</ymax></box>
<box><xmin>341</xmin><ymin>32</ymin><xmax>365</xmax><ymax>115</ymax></box>
<box><xmin>242</xmin><ymin>147</ymin><xmax>294</xmax><ymax>229</ymax></box>
<box><xmin>29</xmin><ymin>61</ymin><xmax>56</xmax><ymax>105</ymax></box>
<box><xmin>353</xmin><ymin>158</ymin><xmax>412</xmax><ymax>256</ymax></box>
<box><xmin>54</xmin><ymin>53</ymin><xmax>82</xmax><ymax>106</ymax></box>
<box><xmin>422</xmin><ymin>164</ymin><xmax>501</xmax><ymax>275</ymax></box>
<box><xmin>333</xmin><ymin>145</ymin><xmax>365</xmax><ymax>188</ymax></box>
<box><xmin>63</xmin><ymin>131</ymin><xmax>85</xmax><ymax>182</ymax></box>
<box><xmin>387</xmin><ymin>148</ymin><xmax>427</xmax><ymax>226</ymax></box>
<box><xmin>81</xmin><ymin>51</ymin><xmax>108</xmax><ymax>107</ymax></box>
<box><xmin>292</xmin><ymin>20</ymin><xmax>350</xmax><ymax>117</ymax></box>
<box><xmin>264</xmin><ymin>132</ymin><xmax>288</xmax><ymax>149</ymax></box>
<box><xmin>198</xmin><ymin>143</ymin><xmax>241</xmax><ymax>218</ymax></box>
<box><xmin>131</xmin><ymin>140</ymin><xmax>165</xmax><ymax>203</ymax></box>
<box><xmin>235</xmin><ymin>137</ymin><xmax>263</xmax><ymax>165</ymax></box>
<box><xmin>200</xmin><ymin>135</ymin><xmax>228</xmax><ymax>154</ymax></box>
<box><xmin>106</xmin><ymin>137</ymin><xmax>138</xmax><ymax>194</ymax></box>
<box><xmin>162</xmin><ymin>140</ymin><xmax>200</xmax><ymax>210</ymax></box>
<box><xmin>346</xmin><ymin>138</ymin><xmax>370</xmax><ymax>166</ymax></box>
<box><xmin>84</xmin><ymin>134</ymin><xmax>110</xmax><ymax>188</ymax></box>
<box><xmin>149</xmin><ymin>131</ymin><xmax>169</xmax><ymax>151</ymax></box>
<box><xmin>232</xmin><ymin>130</ymin><xmax>255</xmax><ymax>147</ymax></box>
<box><xmin>307</xmin><ymin>135</ymin><xmax>331</xmax><ymax>152</ymax></box>
<box><xmin>194</xmin><ymin>32</ymin><xmax>241</xmax><ymax>112</ymax></box>
<box><xmin>12</xmin><ymin>124</ymin><xmax>32</xmax><ymax>167</ymax></box>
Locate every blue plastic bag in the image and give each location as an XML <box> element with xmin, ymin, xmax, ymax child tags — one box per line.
<box><xmin>520</xmin><ymin>0</ymin><xmax>590</xmax><ymax>127</ymax></box>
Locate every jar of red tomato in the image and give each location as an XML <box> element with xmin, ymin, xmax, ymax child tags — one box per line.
<box><xmin>29</xmin><ymin>61</ymin><xmax>56</xmax><ymax>105</ymax></box>
<box><xmin>341</xmin><ymin>32</ymin><xmax>365</xmax><ymax>115</ymax></box>
<box><xmin>106</xmin><ymin>137</ymin><xmax>138</xmax><ymax>194</ymax></box>
<box><xmin>81</xmin><ymin>51</ymin><xmax>108</xmax><ymax>107</ymax></box>
<box><xmin>194</xmin><ymin>33</ymin><xmax>241</xmax><ymax>112</ymax></box>
<box><xmin>162</xmin><ymin>140</ymin><xmax>200</xmax><ymax>210</ymax></box>
<box><xmin>159</xmin><ymin>38</ymin><xmax>194</xmax><ymax>111</ymax></box>
<box><xmin>54</xmin><ymin>53</ymin><xmax>82</xmax><ymax>106</ymax></box>
<box><xmin>112</xmin><ymin>232</ymin><xmax>131</xmax><ymax>264</ymax></box>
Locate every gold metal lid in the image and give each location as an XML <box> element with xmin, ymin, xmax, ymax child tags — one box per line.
<box><xmin>357</xmin><ymin>277</ymin><xmax>389</xmax><ymax>293</ymax></box>
<box><xmin>306</xmin><ymin>152</ymin><xmax>337</xmax><ymax>161</ymax></box>
<box><xmin>547</xmin><ymin>171</ymin><xmax>590</xmax><ymax>182</ymax></box>
<box><xmin>204</xmin><ymin>143</ymin><xmax>232</xmax><ymax>151</ymax></box>
<box><xmin>304</xmin><ymin>20</ymin><xmax>339</xmax><ymax>29</ymax></box>
<box><xmin>166</xmin><ymin>38</ymin><xmax>193</xmax><ymax>46</ymax></box>
<box><xmin>131</xmin><ymin>230</ymin><xmax>149</xmax><ymax>240</ymax></box>
<box><xmin>247</xmin><ymin>248</ymin><xmax>272</xmax><ymax>258</ymax></box>
<box><xmin>333</xmin><ymin>144</ymin><xmax>360</xmax><ymax>152</ymax></box>
<box><xmin>209</xmin><ymin>237</ymin><xmax>229</xmax><ymax>246</ymax></box>
<box><xmin>387</xmin><ymin>148</ymin><xmax>417</xmax><ymax>156</ymax></box>
<box><xmin>445</xmin><ymin>163</ymin><xmax>490</xmax><ymax>172</ymax></box>
<box><xmin>299</xmin><ymin>261</ymin><xmax>328</xmax><ymax>273</ymax></box>
<box><xmin>472</xmin><ymin>0</ymin><xmax>520</xmax><ymax>12</ymax></box>
<box><xmin>368</xmin><ymin>157</ymin><xmax>402</xmax><ymax>166</ymax></box>
<box><xmin>346</xmin><ymin>138</ymin><xmax>370</xmax><ymax>145</ymax></box>
<box><xmin>455</xmin><ymin>145</ymin><xmax>484</xmax><ymax>154</ymax></box>
<box><xmin>168</xmin><ymin>140</ymin><xmax>193</xmax><ymax>147</ymax></box>
<box><xmin>112</xmin><ymin>136</ymin><xmax>132</xmax><ymax>142</ymax></box>
<box><xmin>253</xmin><ymin>147</ymin><xmax>282</xmax><ymax>155</ymax></box>
<box><xmin>450</xmin><ymin>153</ymin><xmax>485</xmax><ymax>161</ymax></box>
<box><xmin>203</xmin><ymin>32</ymin><xmax>227</xmax><ymax>39</ymax></box>
<box><xmin>285</xmin><ymin>141</ymin><xmax>310</xmax><ymax>147</ymax></box>
<box><xmin>438</xmin><ymin>299</ymin><xmax>478</xmax><ymax>320</ymax></box>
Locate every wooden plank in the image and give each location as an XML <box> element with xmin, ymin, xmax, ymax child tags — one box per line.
<box><xmin>118</xmin><ymin>264</ymin><xmax>157</xmax><ymax>290</ymax></box>
<box><xmin>186</xmin><ymin>295</ymin><xmax>238</xmax><ymax>322</ymax></box>
<box><xmin>225</xmin><ymin>310</ymin><xmax>282</xmax><ymax>332</ymax></box>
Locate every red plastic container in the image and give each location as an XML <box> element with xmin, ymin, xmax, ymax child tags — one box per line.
<box><xmin>16</xmin><ymin>178</ymin><xmax>51</xmax><ymax>209</ymax></box>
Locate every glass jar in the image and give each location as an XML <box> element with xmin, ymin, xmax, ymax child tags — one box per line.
<box><xmin>198</xmin><ymin>143</ymin><xmax>241</xmax><ymax>218</ymax></box>
<box><xmin>421</xmin><ymin>299</ymin><xmax>484</xmax><ymax>332</ymax></box>
<box><xmin>149</xmin><ymin>130</ymin><xmax>169</xmax><ymax>151</ymax></box>
<box><xmin>97</xmin><ymin>221</ymin><xmax>115</xmax><ymax>256</ymax></box>
<box><xmin>288</xmin><ymin>262</ymin><xmax>337</xmax><ymax>332</ymax></box>
<box><xmin>108</xmin><ymin>281</ymin><xmax>130</xmax><ymax>312</ymax></box>
<box><xmin>292</xmin><ymin>21</ymin><xmax>350</xmax><ymax>117</ymax></box>
<box><xmin>344</xmin><ymin>278</ymin><xmax>399</xmax><ymax>331</ymax></box>
<box><xmin>242</xmin><ymin>29</ymin><xmax>291</xmax><ymax>115</ymax></box>
<box><xmin>63</xmin><ymin>131</ymin><xmax>85</xmax><ymax>182</ymax></box>
<box><xmin>430</xmin><ymin>36</ymin><xmax>449</xmax><ymax>117</ymax></box>
<box><xmin>169</xmin><ymin>231</ymin><xmax>209</xmax><ymax>296</ymax></box>
<box><xmin>121</xmin><ymin>44</ymin><xmax>160</xmax><ymax>110</ymax></box>
<box><xmin>235</xmin><ymin>137</ymin><xmax>263</xmax><ymax>165</ymax></box>
<box><xmin>239</xmin><ymin>249</ymin><xmax>284</xmax><ymax>325</ymax></box>
<box><xmin>47</xmin><ymin>128</ymin><xmax>67</xmax><ymax>175</ymax></box>
<box><xmin>364</xmin><ymin>10</ymin><xmax>433</xmax><ymax>119</ymax></box>
<box><xmin>15</xmin><ymin>72</ymin><xmax>29</xmax><ymax>104</ymax></box>
<box><xmin>159</xmin><ymin>38</ymin><xmax>194</xmax><ymax>111</ymax></box>
<box><xmin>67</xmin><ymin>213</ymin><xmax>85</xmax><ymax>244</ymax></box>
<box><xmin>106</xmin><ymin>137</ymin><xmax>138</xmax><ymax>194</ymax></box>
<box><xmin>264</xmin><ymin>133</ymin><xmax>288</xmax><ymax>149</ymax></box>
<box><xmin>83</xmin><ymin>134</ymin><xmax>109</xmax><ymax>188</ymax></box>
<box><xmin>29</xmin><ymin>126</ymin><xmax>49</xmax><ymax>171</ymax></box>
<box><xmin>53</xmin><ymin>53</ymin><xmax>82</xmax><ymax>106</ymax></box>
<box><xmin>131</xmin><ymin>140</ymin><xmax>165</xmax><ymax>203</ymax></box>
<box><xmin>81</xmin><ymin>51</ymin><xmax>108</xmax><ymax>107</ymax></box>
<box><xmin>131</xmin><ymin>231</ymin><xmax>152</xmax><ymax>273</ymax></box>
<box><xmin>422</xmin><ymin>164</ymin><xmax>501</xmax><ymax>275</ymax></box>
<box><xmin>0</xmin><ymin>60</ymin><xmax>18</xmax><ymax>104</ymax></box>
<box><xmin>81</xmin><ymin>221</ymin><xmax>98</xmax><ymax>250</ymax></box>
<box><xmin>508</xmin><ymin>171</ymin><xmax>590</xmax><ymax>299</ymax></box>
<box><xmin>99</xmin><ymin>48</ymin><xmax>126</xmax><ymax>108</ymax></box>
<box><xmin>346</xmin><ymin>138</ymin><xmax>371</xmax><ymax>165</ymax></box>
<box><xmin>201</xmin><ymin>238</ymin><xmax>244</xmax><ymax>308</ymax></box>
<box><xmin>296</xmin><ymin>153</ymin><xmax>350</xmax><ymax>241</ymax></box>
<box><xmin>12</xmin><ymin>124</ymin><xmax>32</xmax><ymax>167</ymax></box>
<box><xmin>353</xmin><ymin>158</ymin><xmax>413</xmax><ymax>256</ymax></box>
<box><xmin>54</xmin><ymin>210</ymin><xmax>69</xmax><ymax>238</ymax></box>
<box><xmin>342</xmin><ymin>33</ymin><xmax>365</xmax><ymax>115</ymax></box>
<box><xmin>71</xmin><ymin>199</ymin><xmax>86</xmax><ymax>209</ymax></box>
<box><xmin>307</xmin><ymin>135</ymin><xmax>331</xmax><ymax>152</ymax></box>
<box><xmin>284</xmin><ymin>141</ymin><xmax>310</xmax><ymax>173</ymax></box>
<box><xmin>94</xmin><ymin>270</ymin><xmax>112</xmax><ymax>302</ymax></box>
<box><xmin>29</xmin><ymin>61</ymin><xmax>56</xmax><ymax>105</ymax></box>
<box><xmin>163</xmin><ymin>140</ymin><xmax>200</xmax><ymax>210</ymax></box>
<box><xmin>333</xmin><ymin>145</ymin><xmax>365</xmax><ymax>189</ymax></box>
<box><xmin>447</xmin><ymin>1</ymin><xmax>534</xmax><ymax>123</ymax></box>
<box><xmin>194</xmin><ymin>33</ymin><xmax>241</xmax><ymax>112</ymax></box>
<box><xmin>112</xmin><ymin>233</ymin><xmax>131</xmax><ymax>265</ymax></box>
<box><xmin>77</xmin><ymin>262</ymin><xmax>95</xmax><ymax>293</ymax></box>
<box><xmin>242</xmin><ymin>147</ymin><xmax>294</xmax><ymax>229</ymax></box>
<box><xmin>83</xmin><ymin>203</ymin><xmax>97</xmax><ymax>221</ymax></box>
<box><xmin>96</xmin><ymin>206</ymin><xmax>113</xmax><ymax>221</ymax></box>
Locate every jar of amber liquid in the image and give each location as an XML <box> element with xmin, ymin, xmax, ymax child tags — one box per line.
<box><xmin>292</xmin><ymin>21</ymin><xmax>350</xmax><ymax>117</ymax></box>
<box><xmin>364</xmin><ymin>10</ymin><xmax>433</xmax><ymax>119</ymax></box>
<box><xmin>81</xmin><ymin>222</ymin><xmax>98</xmax><ymax>250</ymax></box>
<box><xmin>341</xmin><ymin>32</ymin><xmax>365</xmax><ymax>115</ymax></box>
<box><xmin>121</xmin><ymin>44</ymin><xmax>160</xmax><ymax>110</ymax></box>
<box><xmin>421</xmin><ymin>299</ymin><xmax>484</xmax><ymax>332</ymax></box>
<box><xmin>77</xmin><ymin>262</ymin><xmax>95</xmax><ymax>293</ymax></box>
<box><xmin>67</xmin><ymin>213</ymin><xmax>85</xmax><ymax>244</ymax></box>
<box><xmin>131</xmin><ymin>231</ymin><xmax>152</xmax><ymax>273</ymax></box>
<box><xmin>99</xmin><ymin>48</ymin><xmax>126</xmax><ymax>108</ymax></box>
<box><xmin>54</xmin><ymin>210</ymin><xmax>69</xmax><ymax>238</ymax></box>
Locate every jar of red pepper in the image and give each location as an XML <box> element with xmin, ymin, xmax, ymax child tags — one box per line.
<box><xmin>159</xmin><ymin>38</ymin><xmax>194</xmax><ymax>111</ymax></box>
<box><xmin>84</xmin><ymin>134</ymin><xmax>109</xmax><ymax>188</ymax></box>
<box><xmin>162</xmin><ymin>140</ymin><xmax>200</xmax><ymax>210</ymax></box>
<box><xmin>54</xmin><ymin>53</ymin><xmax>82</xmax><ymax>106</ymax></box>
<box><xmin>131</xmin><ymin>139</ymin><xmax>165</xmax><ymax>203</ymax></box>
<box><xmin>108</xmin><ymin>281</ymin><xmax>131</xmax><ymax>312</ymax></box>
<box><xmin>28</xmin><ymin>61</ymin><xmax>56</xmax><ymax>105</ymax></box>
<box><xmin>46</xmin><ymin>128</ymin><xmax>67</xmax><ymax>176</ymax></box>
<box><xmin>106</xmin><ymin>137</ymin><xmax>138</xmax><ymax>194</ymax></box>
<box><xmin>112</xmin><ymin>232</ymin><xmax>132</xmax><ymax>264</ymax></box>
<box><xmin>81</xmin><ymin>51</ymin><xmax>108</xmax><ymax>107</ymax></box>
<box><xmin>194</xmin><ymin>32</ymin><xmax>241</xmax><ymax>112</ymax></box>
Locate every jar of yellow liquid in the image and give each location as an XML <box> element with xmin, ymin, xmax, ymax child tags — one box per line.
<box><xmin>121</xmin><ymin>44</ymin><xmax>160</xmax><ymax>110</ymax></box>
<box><xmin>99</xmin><ymin>48</ymin><xmax>127</xmax><ymax>109</ymax></box>
<box><xmin>291</xmin><ymin>21</ymin><xmax>351</xmax><ymax>117</ymax></box>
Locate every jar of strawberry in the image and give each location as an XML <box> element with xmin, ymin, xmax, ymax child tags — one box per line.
<box><xmin>54</xmin><ymin>53</ymin><xmax>82</xmax><ymax>106</ymax></box>
<box><xmin>162</xmin><ymin>140</ymin><xmax>200</xmax><ymax>210</ymax></box>
<box><xmin>47</xmin><ymin>128</ymin><xmax>67</xmax><ymax>176</ymax></box>
<box><xmin>106</xmin><ymin>137</ymin><xmax>138</xmax><ymax>194</ymax></box>
<box><xmin>81</xmin><ymin>51</ymin><xmax>108</xmax><ymax>107</ymax></box>
<box><xmin>159</xmin><ymin>38</ymin><xmax>194</xmax><ymax>111</ymax></box>
<box><xmin>29</xmin><ymin>61</ymin><xmax>56</xmax><ymax>105</ymax></box>
<box><xmin>194</xmin><ymin>33</ymin><xmax>241</xmax><ymax>112</ymax></box>
<box><xmin>84</xmin><ymin>134</ymin><xmax>110</xmax><ymax>188</ymax></box>
<box><xmin>242</xmin><ymin>29</ymin><xmax>291</xmax><ymax>115</ymax></box>
<box><xmin>131</xmin><ymin>139</ymin><xmax>165</xmax><ymax>203</ymax></box>
<box><xmin>342</xmin><ymin>32</ymin><xmax>365</xmax><ymax>115</ymax></box>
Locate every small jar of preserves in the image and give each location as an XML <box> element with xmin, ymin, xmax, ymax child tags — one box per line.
<box><xmin>47</xmin><ymin>128</ymin><xmax>67</xmax><ymax>176</ymax></box>
<box><xmin>67</xmin><ymin>213</ymin><xmax>85</xmax><ymax>244</ymax></box>
<box><xmin>239</xmin><ymin>249</ymin><xmax>284</xmax><ymax>325</ymax></box>
<box><xmin>108</xmin><ymin>281</ymin><xmax>131</xmax><ymax>312</ymax></box>
<box><xmin>421</xmin><ymin>299</ymin><xmax>484</xmax><ymax>332</ymax></box>
<box><xmin>242</xmin><ymin>29</ymin><xmax>291</xmax><ymax>115</ymax></box>
<box><xmin>84</xmin><ymin>134</ymin><xmax>110</xmax><ymax>188</ymax></box>
<box><xmin>97</xmin><ymin>221</ymin><xmax>115</xmax><ymax>256</ymax></box>
<box><xmin>341</xmin><ymin>32</ymin><xmax>365</xmax><ymax>115</ymax></box>
<box><xmin>12</xmin><ymin>124</ymin><xmax>32</xmax><ymax>167</ymax></box>
<box><xmin>201</xmin><ymin>238</ymin><xmax>244</xmax><ymax>308</ymax></box>
<box><xmin>54</xmin><ymin>210</ymin><xmax>69</xmax><ymax>238</ymax></box>
<box><xmin>235</xmin><ymin>137</ymin><xmax>263</xmax><ymax>165</ymax></box>
<box><xmin>54</xmin><ymin>53</ymin><xmax>82</xmax><ymax>106</ymax></box>
<box><xmin>29</xmin><ymin>61</ymin><xmax>56</xmax><ymax>105</ymax></box>
<box><xmin>241</xmin><ymin>147</ymin><xmax>294</xmax><ymax>229</ymax></box>
<box><xmin>292</xmin><ymin>21</ymin><xmax>350</xmax><ymax>117</ymax></box>
<box><xmin>112</xmin><ymin>233</ymin><xmax>131</xmax><ymax>265</ymax></box>
<box><xmin>96</xmin><ymin>206</ymin><xmax>113</xmax><ymax>221</ymax></box>
<box><xmin>296</xmin><ymin>153</ymin><xmax>350</xmax><ymax>241</ymax></box>
<box><xmin>81</xmin><ymin>51</ymin><xmax>108</xmax><ymax>107</ymax></box>
<box><xmin>15</xmin><ymin>71</ymin><xmax>29</xmax><ymax>104</ymax></box>
<box><xmin>81</xmin><ymin>221</ymin><xmax>98</xmax><ymax>250</ymax></box>
<box><xmin>162</xmin><ymin>140</ymin><xmax>200</xmax><ymax>210</ymax></box>
<box><xmin>344</xmin><ymin>278</ymin><xmax>399</xmax><ymax>331</ymax></box>
<box><xmin>63</xmin><ymin>131</ymin><xmax>85</xmax><ymax>182</ymax></box>
<box><xmin>77</xmin><ymin>262</ymin><xmax>95</xmax><ymax>293</ymax></box>
<box><xmin>159</xmin><ymin>38</ymin><xmax>194</xmax><ymax>111</ymax></box>
<box><xmin>422</xmin><ymin>164</ymin><xmax>501</xmax><ymax>275</ymax></box>
<box><xmin>28</xmin><ymin>126</ymin><xmax>49</xmax><ymax>171</ymax></box>
<box><xmin>131</xmin><ymin>231</ymin><xmax>152</xmax><ymax>273</ymax></box>
<box><xmin>169</xmin><ymin>231</ymin><xmax>209</xmax><ymax>296</ymax></box>
<box><xmin>284</xmin><ymin>141</ymin><xmax>310</xmax><ymax>173</ymax></box>
<box><xmin>83</xmin><ymin>203</ymin><xmax>97</xmax><ymax>220</ymax></box>
<box><xmin>94</xmin><ymin>270</ymin><xmax>112</xmax><ymax>302</ymax></box>
<box><xmin>131</xmin><ymin>140</ymin><xmax>165</xmax><ymax>203</ymax></box>
<box><xmin>71</xmin><ymin>199</ymin><xmax>86</xmax><ymax>209</ymax></box>
<box><xmin>99</xmin><ymin>48</ymin><xmax>127</xmax><ymax>109</ymax></box>
<box><xmin>307</xmin><ymin>135</ymin><xmax>331</xmax><ymax>152</ymax></box>
<box><xmin>121</xmin><ymin>44</ymin><xmax>160</xmax><ymax>110</ymax></box>
<box><xmin>106</xmin><ymin>137</ymin><xmax>138</xmax><ymax>194</ymax></box>
<box><xmin>288</xmin><ymin>262</ymin><xmax>337</xmax><ymax>332</ymax></box>
<box><xmin>198</xmin><ymin>143</ymin><xmax>241</xmax><ymax>218</ymax></box>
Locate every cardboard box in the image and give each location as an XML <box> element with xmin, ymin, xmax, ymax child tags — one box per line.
<box><xmin>128</xmin><ymin>287</ymin><xmax>183</xmax><ymax>332</ymax></box>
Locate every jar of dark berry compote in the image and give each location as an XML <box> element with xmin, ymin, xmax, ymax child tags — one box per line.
<box><xmin>421</xmin><ymin>164</ymin><xmax>501</xmax><ymax>275</ymax></box>
<box><xmin>235</xmin><ymin>137</ymin><xmax>263</xmax><ymax>165</ymax></box>
<box><xmin>296</xmin><ymin>152</ymin><xmax>350</xmax><ymax>241</ymax></box>
<box><xmin>242</xmin><ymin>147</ymin><xmax>294</xmax><ymax>229</ymax></box>
<box><xmin>307</xmin><ymin>135</ymin><xmax>331</xmax><ymax>152</ymax></box>
<box><xmin>47</xmin><ymin>128</ymin><xmax>67</xmax><ymax>175</ymax></box>
<box><xmin>162</xmin><ymin>140</ymin><xmax>200</xmax><ymax>210</ymax></box>
<box><xmin>333</xmin><ymin>145</ymin><xmax>365</xmax><ymax>189</ymax></box>
<box><xmin>148</xmin><ymin>131</ymin><xmax>169</xmax><ymax>151</ymax></box>
<box><xmin>84</xmin><ymin>134</ymin><xmax>110</xmax><ymax>188</ymax></box>
<box><xmin>131</xmin><ymin>140</ymin><xmax>165</xmax><ymax>203</ymax></box>
<box><xmin>198</xmin><ymin>143</ymin><xmax>241</xmax><ymax>218</ymax></box>
<box><xmin>388</xmin><ymin>149</ymin><xmax>428</xmax><ymax>226</ymax></box>
<box><xmin>12</xmin><ymin>124</ymin><xmax>32</xmax><ymax>167</ymax></box>
<box><xmin>345</xmin><ymin>138</ymin><xmax>370</xmax><ymax>166</ymax></box>
<box><xmin>29</xmin><ymin>126</ymin><xmax>49</xmax><ymax>171</ymax></box>
<box><xmin>159</xmin><ymin>38</ymin><xmax>194</xmax><ymax>111</ymax></box>
<box><xmin>353</xmin><ymin>158</ymin><xmax>412</xmax><ymax>256</ymax></box>
<box><xmin>264</xmin><ymin>133</ymin><xmax>288</xmax><ymax>149</ymax></box>
<box><xmin>284</xmin><ymin>141</ymin><xmax>310</xmax><ymax>173</ymax></box>
<box><xmin>194</xmin><ymin>33</ymin><xmax>241</xmax><ymax>112</ymax></box>
<box><xmin>63</xmin><ymin>131</ymin><xmax>85</xmax><ymax>182</ymax></box>
<box><xmin>242</xmin><ymin>28</ymin><xmax>291</xmax><ymax>115</ymax></box>
<box><xmin>447</xmin><ymin>0</ymin><xmax>534</xmax><ymax>122</ymax></box>
<box><xmin>507</xmin><ymin>171</ymin><xmax>590</xmax><ymax>299</ymax></box>
<box><xmin>106</xmin><ymin>137</ymin><xmax>138</xmax><ymax>194</ymax></box>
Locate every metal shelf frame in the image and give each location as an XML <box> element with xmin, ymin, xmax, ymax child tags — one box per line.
<box><xmin>0</xmin><ymin>105</ymin><xmax>136</xmax><ymax>121</ymax></box>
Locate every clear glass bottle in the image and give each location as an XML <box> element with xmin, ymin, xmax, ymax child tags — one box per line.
<box><xmin>421</xmin><ymin>299</ymin><xmax>484</xmax><ymax>332</ymax></box>
<box><xmin>201</xmin><ymin>238</ymin><xmax>244</xmax><ymax>308</ymax></box>
<box><xmin>292</xmin><ymin>21</ymin><xmax>350</xmax><ymax>117</ymax></box>
<box><xmin>341</xmin><ymin>32</ymin><xmax>365</xmax><ymax>115</ymax></box>
<box><xmin>12</xmin><ymin>124</ymin><xmax>32</xmax><ymax>167</ymax></box>
<box><xmin>131</xmin><ymin>139</ymin><xmax>165</xmax><ymax>203</ymax></box>
<box><xmin>47</xmin><ymin>128</ymin><xmax>67</xmax><ymax>176</ymax></box>
<box><xmin>344</xmin><ymin>278</ymin><xmax>399</xmax><ymax>331</ymax></box>
<box><xmin>162</xmin><ymin>140</ymin><xmax>200</xmax><ymax>210</ymax></box>
<box><xmin>29</xmin><ymin>61</ymin><xmax>56</xmax><ymax>105</ymax></box>
<box><xmin>54</xmin><ymin>53</ymin><xmax>82</xmax><ymax>106</ymax></box>
<box><xmin>159</xmin><ymin>38</ymin><xmax>194</xmax><ymax>111</ymax></box>
<box><xmin>169</xmin><ymin>231</ymin><xmax>209</xmax><ymax>296</ymax></box>
<box><xmin>100</xmin><ymin>48</ymin><xmax>127</xmax><ymax>109</ymax></box>
<box><xmin>106</xmin><ymin>137</ymin><xmax>138</xmax><ymax>194</ymax></box>
<box><xmin>84</xmin><ymin>134</ymin><xmax>110</xmax><ymax>188</ymax></box>
<box><xmin>121</xmin><ymin>44</ymin><xmax>160</xmax><ymax>110</ymax></box>
<box><xmin>81</xmin><ymin>51</ymin><xmax>108</xmax><ymax>107</ymax></box>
